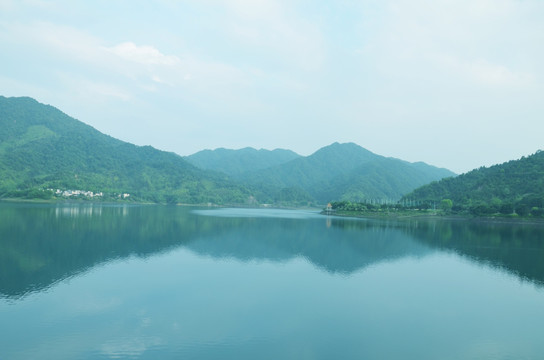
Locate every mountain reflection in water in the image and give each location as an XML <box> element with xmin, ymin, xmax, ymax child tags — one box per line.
<box><xmin>1</xmin><ymin>203</ymin><xmax>544</xmax><ymax>300</ymax></box>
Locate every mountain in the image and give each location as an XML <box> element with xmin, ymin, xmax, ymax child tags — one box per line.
<box><xmin>0</xmin><ymin>96</ymin><xmax>250</xmax><ymax>204</ymax></box>
<box><xmin>185</xmin><ymin>147</ymin><xmax>301</xmax><ymax>177</ymax></box>
<box><xmin>326</xmin><ymin>157</ymin><xmax>457</xmax><ymax>202</ymax></box>
<box><xmin>0</xmin><ymin>96</ymin><xmax>456</xmax><ymax>206</ymax></box>
<box><xmin>403</xmin><ymin>150</ymin><xmax>544</xmax><ymax>216</ymax></box>
<box><xmin>240</xmin><ymin>142</ymin><xmax>456</xmax><ymax>204</ymax></box>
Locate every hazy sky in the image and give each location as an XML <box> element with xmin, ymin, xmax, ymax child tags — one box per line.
<box><xmin>1</xmin><ymin>0</ymin><xmax>543</xmax><ymax>173</ymax></box>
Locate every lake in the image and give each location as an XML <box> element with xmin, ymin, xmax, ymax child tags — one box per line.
<box><xmin>1</xmin><ymin>202</ymin><xmax>544</xmax><ymax>359</ymax></box>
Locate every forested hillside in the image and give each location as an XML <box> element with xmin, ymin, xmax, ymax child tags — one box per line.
<box><xmin>0</xmin><ymin>96</ymin><xmax>250</xmax><ymax>204</ymax></box>
<box><xmin>0</xmin><ymin>96</ymin><xmax>458</xmax><ymax>206</ymax></box>
<box><xmin>403</xmin><ymin>151</ymin><xmax>544</xmax><ymax>216</ymax></box>
<box><xmin>186</xmin><ymin>147</ymin><xmax>300</xmax><ymax>177</ymax></box>
<box><xmin>240</xmin><ymin>142</ymin><xmax>455</xmax><ymax>204</ymax></box>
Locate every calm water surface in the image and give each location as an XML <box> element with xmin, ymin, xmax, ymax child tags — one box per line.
<box><xmin>1</xmin><ymin>202</ymin><xmax>544</xmax><ymax>359</ymax></box>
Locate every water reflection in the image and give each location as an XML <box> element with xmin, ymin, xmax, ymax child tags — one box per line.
<box><xmin>55</xmin><ymin>204</ymin><xmax>100</xmax><ymax>217</ymax></box>
<box><xmin>53</xmin><ymin>203</ymin><xmax>133</xmax><ymax>218</ymax></box>
<box><xmin>403</xmin><ymin>219</ymin><xmax>544</xmax><ymax>287</ymax></box>
<box><xmin>191</xmin><ymin>217</ymin><xmax>430</xmax><ymax>276</ymax></box>
<box><xmin>2</xmin><ymin>203</ymin><xmax>544</xmax><ymax>300</ymax></box>
<box><xmin>0</xmin><ymin>203</ymin><xmax>195</xmax><ymax>299</ymax></box>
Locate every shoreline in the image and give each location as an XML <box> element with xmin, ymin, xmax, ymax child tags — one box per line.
<box><xmin>0</xmin><ymin>198</ymin><xmax>323</xmax><ymax>211</ymax></box>
<box><xmin>2</xmin><ymin>198</ymin><xmax>542</xmax><ymax>225</ymax></box>
<box><xmin>0</xmin><ymin>198</ymin><xmax>154</xmax><ymax>206</ymax></box>
<box><xmin>321</xmin><ymin>210</ymin><xmax>544</xmax><ymax>226</ymax></box>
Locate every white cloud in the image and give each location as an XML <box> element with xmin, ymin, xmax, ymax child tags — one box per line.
<box><xmin>56</xmin><ymin>73</ymin><xmax>132</xmax><ymax>102</ymax></box>
<box><xmin>1</xmin><ymin>21</ymin><xmax>105</xmax><ymax>63</ymax></box>
<box><xmin>356</xmin><ymin>0</ymin><xmax>542</xmax><ymax>87</ymax></box>
<box><xmin>0</xmin><ymin>0</ymin><xmax>56</xmax><ymax>11</ymax></box>
<box><xmin>225</xmin><ymin>0</ymin><xmax>283</xmax><ymax>20</ymax></box>
<box><xmin>0</xmin><ymin>0</ymin><xmax>15</xmax><ymax>11</ymax></box>
<box><xmin>466</xmin><ymin>0</ymin><xmax>517</xmax><ymax>18</ymax></box>
<box><xmin>431</xmin><ymin>54</ymin><xmax>535</xmax><ymax>87</ymax></box>
<box><xmin>461</xmin><ymin>59</ymin><xmax>534</xmax><ymax>87</ymax></box>
<box><xmin>108</xmin><ymin>42</ymin><xmax>180</xmax><ymax>66</ymax></box>
<box><xmin>218</xmin><ymin>0</ymin><xmax>326</xmax><ymax>71</ymax></box>
<box><xmin>151</xmin><ymin>75</ymin><xmax>165</xmax><ymax>84</ymax></box>
<box><xmin>0</xmin><ymin>20</ymin><xmax>258</xmax><ymax>101</ymax></box>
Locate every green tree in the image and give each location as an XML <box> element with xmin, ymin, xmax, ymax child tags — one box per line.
<box><xmin>440</xmin><ymin>199</ymin><xmax>453</xmax><ymax>212</ymax></box>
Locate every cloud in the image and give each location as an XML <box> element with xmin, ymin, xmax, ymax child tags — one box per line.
<box><xmin>0</xmin><ymin>0</ymin><xmax>55</xmax><ymax>11</ymax></box>
<box><xmin>216</xmin><ymin>0</ymin><xmax>326</xmax><ymax>71</ymax></box>
<box><xmin>108</xmin><ymin>42</ymin><xmax>180</xmax><ymax>66</ymax></box>
<box><xmin>1</xmin><ymin>21</ymin><xmax>105</xmax><ymax>63</ymax></box>
<box><xmin>454</xmin><ymin>58</ymin><xmax>534</xmax><ymax>87</ymax></box>
<box><xmin>224</xmin><ymin>0</ymin><xmax>283</xmax><ymax>19</ymax></box>
<box><xmin>355</xmin><ymin>0</ymin><xmax>542</xmax><ymax>88</ymax></box>
<box><xmin>0</xmin><ymin>0</ymin><xmax>15</xmax><ymax>11</ymax></box>
<box><xmin>0</xmin><ymin>20</ymin><xmax>257</xmax><ymax>102</ymax></box>
<box><xmin>56</xmin><ymin>73</ymin><xmax>132</xmax><ymax>102</ymax></box>
<box><xmin>426</xmin><ymin>52</ymin><xmax>536</xmax><ymax>88</ymax></box>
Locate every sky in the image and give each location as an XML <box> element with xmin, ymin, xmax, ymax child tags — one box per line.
<box><xmin>1</xmin><ymin>0</ymin><xmax>543</xmax><ymax>174</ymax></box>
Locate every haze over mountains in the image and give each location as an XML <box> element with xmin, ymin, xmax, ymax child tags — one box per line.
<box><xmin>187</xmin><ymin>142</ymin><xmax>455</xmax><ymax>204</ymax></box>
<box><xmin>186</xmin><ymin>147</ymin><xmax>301</xmax><ymax>177</ymax></box>
<box><xmin>0</xmin><ymin>96</ymin><xmax>456</xmax><ymax>205</ymax></box>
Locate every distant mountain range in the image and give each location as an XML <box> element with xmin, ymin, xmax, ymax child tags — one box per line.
<box><xmin>186</xmin><ymin>147</ymin><xmax>301</xmax><ymax>177</ymax></box>
<box><xmin>187</xmin><ymin>142</ymin><xmax>456</xmax><ymax>204</ymax></box>
<box><xmin>1</xmin><ymin>96</ymin><xmax>455</xmax><ymax>205</ymax></box>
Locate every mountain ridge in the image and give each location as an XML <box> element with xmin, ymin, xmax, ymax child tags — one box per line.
<box><xmin>185</xmin><ymin>146</ymin><xmax>301</xmax><ymax>177</ymax></box>
<box><xmin>0</xmin><ymin>96</ymin><xmax>251</xmax><ymax>204</ymax></box>
<box><xmin>1</xmin><ymin>95</ymin><xmax>456</xmax><ymax>205</ymax></box>
<box><xmin>234</xmin><ymin>142</ymin><xmax>456</xmax><ymax>204</ymax></box>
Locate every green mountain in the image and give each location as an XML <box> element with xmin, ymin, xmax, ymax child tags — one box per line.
<box><xmin>0</xmin><ymin>96</ymin><xmax>456</xmax><ymax>206</ymax></box>
<box><xmin>326</xmin><ymin>157</ymin><xmax>456</xmax><ymax>202</ymax></box>
<box><xmin>403</xmin><ymin>150</ymin><xmax>544</xmax><ymax>216</ymax></box>
<box><xmin>241</xmin><ymin>142</ymin><xmax>455</xmax><ymax>204</ymax></box>
<box><xmin>185</xmin><ymin>147</ymin><xmax>301</xmax><ymax>177</ymax></box>
<box><xmin>0</xmin><ymin>96</ymin><xmax>250</xmax><ymax>204</ymax></box>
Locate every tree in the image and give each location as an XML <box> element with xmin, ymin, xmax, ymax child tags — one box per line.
<box><xmin>440</xmin><ymin>199</ymin><xmax>453</xmax><ymax>212</ymax></box>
